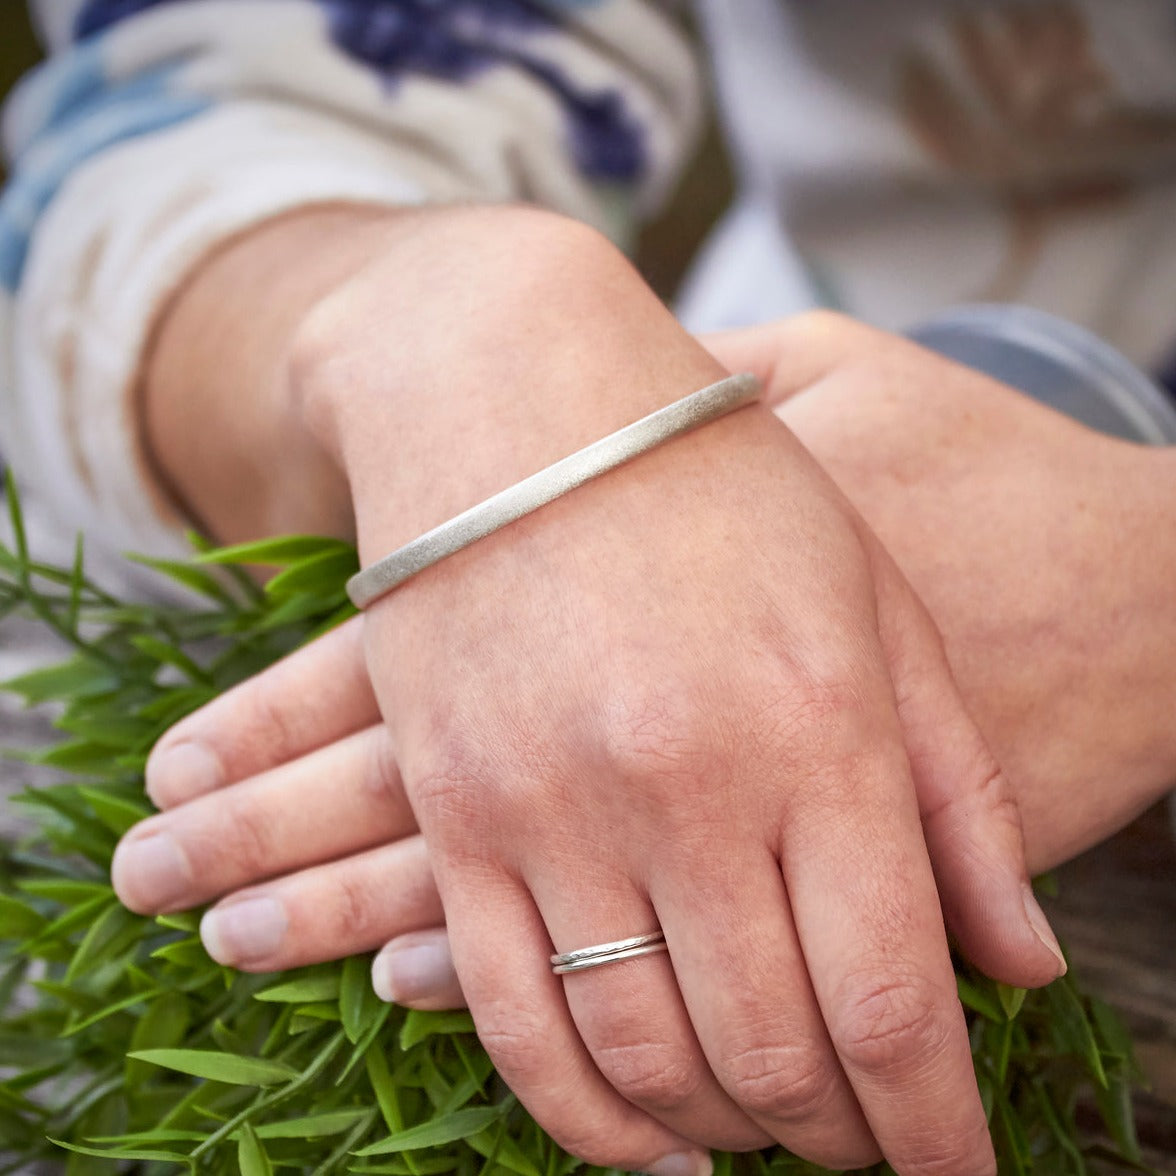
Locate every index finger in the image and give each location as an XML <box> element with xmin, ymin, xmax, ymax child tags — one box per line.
<box><xmin>145</xmin><ymin>616</ymin><xmax>380</xmax><ymax>808</ymax></box>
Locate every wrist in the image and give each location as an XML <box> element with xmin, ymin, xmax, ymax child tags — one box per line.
<box><xmin>142</xmin><ymin>203</ymin><xmax>411</xmax><ymax>545</ymax></box>
<box><xmin>289</xmin><ymin>204</ymin><xmax>729</xmax><ymax>564</ymax></box>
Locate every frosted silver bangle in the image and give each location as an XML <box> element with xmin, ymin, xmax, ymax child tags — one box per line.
<box><xmin>346</xmin><ymin>372</ymin><xmax>761</xmax><ymax>610</ymax></box>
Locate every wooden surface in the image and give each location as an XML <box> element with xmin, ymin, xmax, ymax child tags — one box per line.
<box><xmin>1047</xmin><ymin>800</ymin><xmax>1176</xmax><ymax>1171</ymax></box>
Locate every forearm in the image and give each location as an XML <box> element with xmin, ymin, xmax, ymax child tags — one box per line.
<box><xmin>142</xmin><ymin>205</ymin><xmax>403</xmax><ymax>545</ymax></box>
<box><xmin>144</xmin><ymin>202</ymin><xmax>731</xmax><ymax>554</ymax></box>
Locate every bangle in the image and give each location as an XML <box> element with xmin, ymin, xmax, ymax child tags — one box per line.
<box><xmin>346</xmin><ymin>372</ymin><xmax>761</xmax><ymax>609</ymax></box>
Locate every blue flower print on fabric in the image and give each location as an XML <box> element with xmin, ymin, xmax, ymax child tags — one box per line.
<box><xmin>320</xmin><ymin>0</ymin><xmax>645</xmax><ymax>181</ymax></box>
<box><xmin>75</xmin><ymin>0</ymin><xmax>180</xmax><ymax>38</ymax></box>
<box><xmin>73</xmin><ymin>0</ymin><xmax>646</xmax><ymax>181</ymax></box>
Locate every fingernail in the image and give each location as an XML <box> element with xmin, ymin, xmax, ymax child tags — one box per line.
<box><xmin>146</xmin><ymin>741</ymin><xmax>222</xmax><ymax>807</ymax></box>
<box><xmin>113</xmin><ymin>833</ymin><xmax>192</xmax><ymax>912</ymax></box>
<box><xmin>201</xmin><ymin>898</ymin><xmax>287</xmax><ymax>967</ymax></box>
<box><xmin>372</xmin><ymin>940</ymin><xmax>456</xmax><ymax>1004</ymax></box>
<box><xmin>641</xmin><ymin>1152</ymin><xmax>713</xmax><ymax>1176</ymax></box>
<box><xmin>1022</xmin><ymin>883</ymin><xmax>1067</xmax><ymax>976</ymax></box>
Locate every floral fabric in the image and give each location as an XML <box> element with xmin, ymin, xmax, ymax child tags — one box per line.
<box><xmin>0</xmin><ymin>0</ymin><xmax>699</xmax><ymax>553</ymax></box>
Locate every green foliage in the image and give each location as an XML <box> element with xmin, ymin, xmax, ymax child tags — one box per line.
<box><xmin>0</xmin><ymin>474</ymin><xmax>1155</xmax><ymax>1174</ymax></box>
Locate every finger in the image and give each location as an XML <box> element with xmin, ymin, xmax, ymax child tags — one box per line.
<box><xmin>534</xmin><ymin>866</ymin><xmax>770</xmax><ymax>1152</ymax></box>
<box><xmin>373</xmin><ymin>927</ymin><xmax>465</xmax><ymax>1010</ymax></box>
<box><xmin>146</xmin><ymin>616</ymin><xmax>379</xmax><ymax>808</ymax></box>
<box><xmin>779</xmin><ymin>707</ymin><xmax>997</xmax><ymax>1176</ymax></box>
<box><xmin>699</xmin><ymin>311</ymin><xmax>886</xmax><ymax>408</ymax></box>
<box><xmin>444</xmin><ymin>870</ymin><xmax>714</xmax><ymax>1176</ymax></box>
<box><xmin>652</xmin><ymin>842</ymin><xmax>879</xmax><ymax>1170</ymax></box>
<box><xmin>199</xmin><ymin>835</ymin><xmax>441</xmax><ymax>971</ymax></box>
<box><xmin>114</xmin><ymin>724</ymin><xmax>411</xmax><ymax>914</ymax></box>
<box><xmin>875</xmin><ymin>564</ymin><xmax>1067</xmax><ymax>987</ymax></box>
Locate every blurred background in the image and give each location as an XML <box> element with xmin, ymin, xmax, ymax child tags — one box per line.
<box><xmin>0</xmin><ymin>5</ymin><xmax>40</xmax><ymax>182</ymax></box>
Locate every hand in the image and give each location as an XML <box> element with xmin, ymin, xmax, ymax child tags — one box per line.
<box><xmin>117</xmin><ymin>311</ymin><xmax>1176</xmax><ymax>989</ymax></box>
<box><xmin>113</xmin><ymin>209</ymin><xmax>1060</xmax><ymax>1176</ymax></box>
<box><xmin>715</xmin><ymin>312</ymin><xmax>1176</xmax><ymax>866</ymax></box>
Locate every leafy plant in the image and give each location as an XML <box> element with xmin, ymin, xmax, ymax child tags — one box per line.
<box><xmin>0</xmin><ymin>474</ymin><xmax>1154</xmax><ymax>1174</ymax></box>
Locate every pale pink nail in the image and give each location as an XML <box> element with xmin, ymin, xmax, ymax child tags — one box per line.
<box><xmin>112</xmin><ymin>833</ymin><xmax>192</xmax><ymax>912</ymax></box>
<box><xmin>201</xmin><ymin>898</ymin><xmax>287</xmax><ymax>967</ymax></box>
<box><xmin>372</xmin><ymin>940</ymin><xmax>456</xmax><ymax>1004</ymax></box>
<box><xmin>642</xmin><ymin>1151</ymin><xmax>713</xmax><ymax>1176</ymax></box>
<box><xmin>146</xmin><ymin>741</ymin><xmax>222</xmax><ymax>807</ymax></box>
<box><xmin>1022</xmin><ymin>883</ymin><xmax>1067</xmax><ymax>976</ymax></box>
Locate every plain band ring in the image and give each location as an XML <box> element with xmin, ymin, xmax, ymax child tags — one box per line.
<box><xmin>347</xmin><ymin>373</ymin><xmax>761</xmax><ymax>610</ymax></box>
<box><xmin>551</xmin><ymin>931</ymin><xmax>668</xmax><ymax>975</ymax></box>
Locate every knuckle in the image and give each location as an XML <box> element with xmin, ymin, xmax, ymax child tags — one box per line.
<box><xmin>600</xmin><ymin>687</ymin><xmax>718</xmax><ymax>801</ymax></box>
<box><xmin>790</xmin><ymin>308</ymin><xmax>856</xmax><ymax>339</ymax></box>
<box><xmin>834</xmin><ymin>976</ymin><xmax>952</xmax><ymax>1076</ymax></box>
<box><xmin>362</xmin><ymin>726</ymin><xmax>403</xmax><ymax>800</ymax></box>
<box><xmin>216</xmin><ymin>800</ymin><xmax>276</xmax><ymax>877</ymax></box>
<box><xmin>541</xmin><ymin>1126</ymin><xmax>632</xmax><ymax>1172</ymax></box>
<box><xmin>408</xmin><ymin>739</ymin><xmax>495</xmax><ymax>836</ymax></box>
<box><xmin>890</xmin><ymin>1125</ymin><xmax>996</xmax><ymax>1176</ymax></box>
<box><xmin>718</xmin><ymin>1042</ymin><xmax>838</xmax><ymax>1119</ymax></box>
<box><xmin>592</xmin><ymin>1038</ymin><xmax>701</xmax><ymax>1111</ymax></box>
<box><xmin>475</xmin><ymin>1012</ymin><xmax>551</xmax><ymax>1085</ymax></box>
<box><xmin>328</xmin><ymin>870</ymin><xmax>383</xmax><ymax>946</ymax></box>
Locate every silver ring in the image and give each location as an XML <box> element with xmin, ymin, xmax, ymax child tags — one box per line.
<box><xmin>551</xmin><ymin>931</ymin><xmax>668</xmax><ymax>975</ymax></box>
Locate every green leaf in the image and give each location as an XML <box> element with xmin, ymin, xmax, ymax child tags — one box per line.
<box><xmin>238</xmin><ymin>1122</ymin><xmax>274</xmax><ymax>1176</ymax></box>
<box><xmin>30</xmin><ymin>738</ymin><xmax>117</xmax><ymax>773</ymax></box>
<box><xmin>151</xmin><ymin>937</ymin><xmax>211</xmax><ymax>968</ymax></box>
<box><xmin>1094</xmin><ymin>1070</ymin><xmax>1142</xmax><ymax>1163</ymax></box>
<box><xmin>49</xmin><ymin>1138</ymin><xmax>195</xmax><ymax>1165</ymax></box>
<box><xmin>79</xmin><ymin>788</ymin><xmax>152</xmax><ymax>837</ymax></box>
<box><xmin>956</xmin><ymin>973</ymin><xmax>1005</xmax><ymax>1023</ymax></box>
<box><xmin>126</xmin><ymin>554</ymin><xmax>237</xmax><ymax>603</ymax></box>
<box><xmin>996</xmin><ymin>983</ymin><xmax>1027</xmax><ymax>1021</ymax></box>
<box><xmin>399</xmin><ymin>1009</ymin><xmax>476</xmax><ymax>1052</ymax></box>
<box><xmin>354</xmin><ymin>1105</ymin><xmax>508</xmax><ymax>1156</ymax></box>
<box><xmin>2</xmin><ymin>658</ymin><xmax>119</xmax><ymax>705</ymax></box>
<box><xmin>1089</xmin><ymin>995</ymin><xmax>1136</xmax><ymax>1061</ymax></box>
<box><xmin>468</xmin><ymin>1125</ymin><xmax>544</xmax><ymax>1176</ymax></box>
<box><xmin>66</xmin><ymin>536</ymin><xmax>85</xmax><ymax>635</ymax></box>
<box><xmin>127</xmin><ymin>1049</ymin><xmax>299</xmax><ymax>1086</ymax></box>
<box><xmin>264</xmin><ymin>548</ymin><xmax>360</xmax><ymax>599</ymax></box>
<box><xmin>341</xmin><ymin>954</ymin><xmax>381</xmax><ymax>1044</ymax></box>
<box><xmin>127</xmin><ymin>992</ymin><xmax>192</xmax><ymax>1086</ymax></box>
<box><xmin>5</xmin><ymin>470</ymin><xmax>28</xmax><ymax>563</ymax></box>
<box><xmin>62</xmin><ymin>986</ymin><xmax>166</xmax><ymax>1037</ymax></box>
<box><xmin>18</xmin><ymin>878</ymin><xmax>112</xmax><ymax>905</ymax></box>
<box><xmin>365</xmin><ymin>1042</ymin><xmax>405</xmax><ymax>1136</ymax></box>
<box><xmin>25</xmin><ymin>892</ymin><xmax>115</xmax><ymax>949</ymax></box>
<box><xmin>255</xmin><ymin>974</ymin><xmax>341</xmax><ymax>1004</ymax></box>
<box><xmin>1045</xmin><ymin>977</ymin><xmax>1109</xmax><ymax>1088</ymax></box>
<box><xmin>130</xmin><ymin>635</ymin><xmax>210</xmax><ymax>683</ymax></box>
<box><xmin>0</xmin><ymin>894</ymin><xmax>47</xmax><ymax>939</ymax></box>
<box><xmin>196</xmin><ymin>535</ymin><xmax>354</xmax><ymax>568</ymax></box>
<box><xmin>155</xmin><ymin>911</ymin><xmax>201</xmax><ymax>933</ymax></box>
<box><xmin>66</xmin><ymin>901</ymin><xmax>141</xmax><ymax>982</ymax></box>
<box><xmin>253</xmin><ymin>1109</ymin><xmax>369</xmax><ymax>1139</ymax></box>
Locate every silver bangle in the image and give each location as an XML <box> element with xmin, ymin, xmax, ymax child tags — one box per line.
<box><xmin>346</xmin><ymin>372</ymin><xmax>761</xmax><ymax>610</ymax></box>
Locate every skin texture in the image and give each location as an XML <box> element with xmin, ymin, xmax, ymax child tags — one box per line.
<box><xmin>110</xmin><ymin>202</ymin><xmax>1136</xmax><ymax>1176</ymax></box>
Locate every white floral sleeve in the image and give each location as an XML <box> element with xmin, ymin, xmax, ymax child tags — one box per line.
<box><xmin>0</xmin><ymin>0</ymin><xmax>701</xmax><ymax>554</ymax></box>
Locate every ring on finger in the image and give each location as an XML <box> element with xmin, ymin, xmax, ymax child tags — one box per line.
<box><xmin>551</xmin><ymin>931</ymin><xmax>668</xmax><ymax>975</ymax></box>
